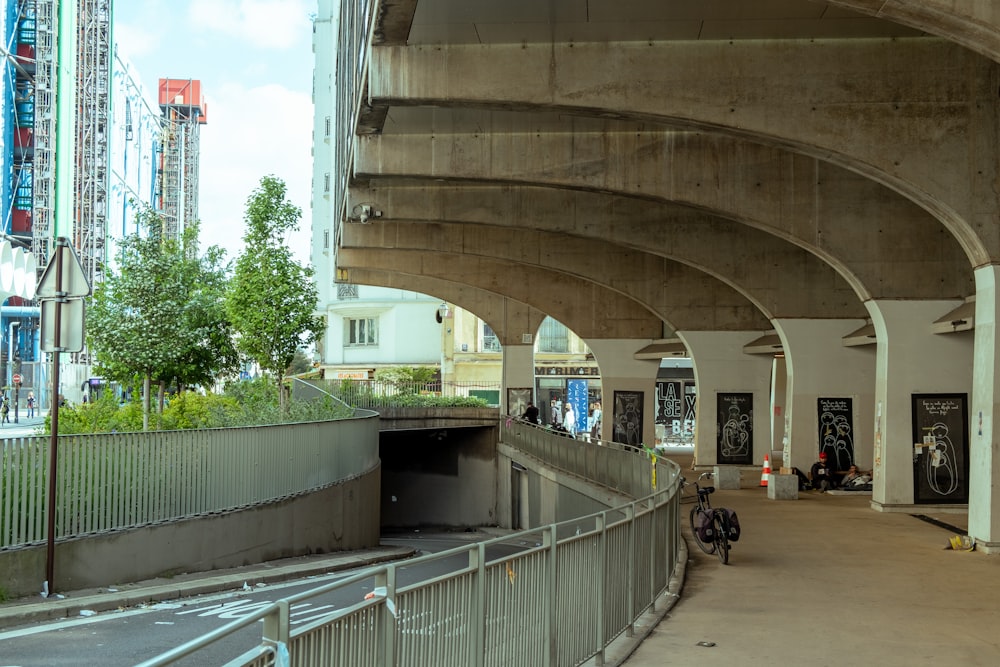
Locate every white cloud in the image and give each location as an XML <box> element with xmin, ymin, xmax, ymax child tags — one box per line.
<box><xmin>187</xmin><ymin>0</ymin><xmax>314</xmax><ymax>50</ymax></box>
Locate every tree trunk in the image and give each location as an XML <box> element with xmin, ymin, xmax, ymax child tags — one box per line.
<box><xmin>277</xmin><ymin>372</ymin><xmax>285</xmax><ymax>418</ymax></box>
<box><xmin>143</xmin><ymin>374</ymin><xmax>151</xmax><ymax>431</ymax></box>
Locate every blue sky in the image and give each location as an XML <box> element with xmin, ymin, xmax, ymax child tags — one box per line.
<box><xmin>114</xmin><ymin>0</ymin><xmax>316</xmax><ymax>264</ymax></box>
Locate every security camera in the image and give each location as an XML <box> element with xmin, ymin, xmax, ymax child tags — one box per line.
<box><xmin>359</xmin><ymin>212</ymin><xmax>369</xmax><ymax>223</ymax></box>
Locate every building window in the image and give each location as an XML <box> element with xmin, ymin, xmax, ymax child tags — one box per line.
<box><xmin>537</xmin><ymin>317</ymin><xmax>569</xmax><ymax>353</ymax></box>
<box><xmin>346</xmin><ymin>317</ymin><xmax>378</xmax><ymax>346</ymax></box>
<box><xmin>324</xmin><ymin>115</ymin><xmax>331</xmax><ymax>138</ymax></box>
<box><xmin>482</xmin><ymin>323</ymin><xmax>501</xmax><ymax>352</ymax></box>
<box><xmin>323</xmin><ymin>172</ymin><xmax>331</xmax><ymax>193</ymax></box>
<box><xmin>337</xmin><ymin>283</ymin><xmax>359</xmax><ymax>299</ymax></box>
<box><xmin>323</xmin><ymin>229</ymin><xmax>330</xmax><ymax>249</ymax></box>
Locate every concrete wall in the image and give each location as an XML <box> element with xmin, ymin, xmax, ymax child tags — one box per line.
<box><xmin>1</xmin><ymin>465</ymin><xmax>381</xmax><ymax>599</ymax></box>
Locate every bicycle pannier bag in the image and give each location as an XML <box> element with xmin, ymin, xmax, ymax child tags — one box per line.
<box><xmin>725</xmin><ymin>508</ymin><xmax>741</xmax><ymax>541</ymax></box>
<box><xmin>695</xmin><ymin>508</ymin><xmax>715</xmax><ymax>542</ymax></box>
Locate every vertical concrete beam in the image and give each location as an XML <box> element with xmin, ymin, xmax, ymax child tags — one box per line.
<box><xmin>868</xmin><ymin>300</ymin><xmax>972</xmax><ymax>509</ymax></box>
<box><xmin>502</xmin><ymin>344</ymin><xmax>535</xmax><ymax>412</ymax></box>
<box><xmin>775</xmin><ymin>319</ymin><xmax>875</xmax><ymax>473</ymax></box>
<box><xmin>678</xmin><ymin>331</ymin><xmax>773</xmax><ymax>467</ymax></box>
<box><xmin>585</xmin><ymin>339</ymin><xmax>661</xmax><ymax>448</ymax></box>
<box><xmin>771</xmin><ymin>356</ymin><xmax>787</xmax><ymax>465</ymax></box>
<box><xmin>970</xmin><ymin>266</ymin><xmax>1000</xmax><ymax>550</ymax></box>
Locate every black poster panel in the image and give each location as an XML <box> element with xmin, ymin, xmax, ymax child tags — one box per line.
<box><xmin>613</xmin><ymin>391</ymin><xmax>644</xmax><ymax>447</ymax></box>
<box><xmin>911</xmin><ymin>394</ymin><xmax>969</xmax><ymax>504</ymax></box>
<box><xmin>655</xmin><ymin>381</ymin><xmax>683</xmax><ymax>425</ymax></box>
<box><xmin>717</xmin><ymin>392</ymin><xmax>753</xmax><ymax>465</ymax></box>
<box><xmin>817</xmin><ymin>397</ymin><xmax>855</xmax><ymax>471</ymax></box>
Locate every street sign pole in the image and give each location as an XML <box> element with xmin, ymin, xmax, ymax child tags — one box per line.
<box><xmin>37</xmin><ymin>236</ymin><xmax>90</xmax><ymax>597</ymax></box>
<box><xmin>45</xmin><ymin>254</ymin><xmax>63</xmax><ymax>596</ymax></box>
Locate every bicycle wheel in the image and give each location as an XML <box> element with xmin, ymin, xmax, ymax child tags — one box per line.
<box><xmin>713</xmin><ymin>513</ymin><xmax>730</xmax><ymax>564</ymax></box>
<box><xmin>689</xmin><ymin>505</ymin><xmax>715</xmax><ymax>554</ymax></box>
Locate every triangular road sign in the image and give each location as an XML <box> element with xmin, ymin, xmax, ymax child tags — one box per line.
<box><xmin>36</xmin><ymin>237</ymin><xmax>91</xmax><ymax>299</ymax></box>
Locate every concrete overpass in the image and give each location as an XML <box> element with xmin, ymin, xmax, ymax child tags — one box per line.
<box><xmin>316</xmin><ymin>1</ymin><xmax>1000</xmax><ymax>550</ymax></box>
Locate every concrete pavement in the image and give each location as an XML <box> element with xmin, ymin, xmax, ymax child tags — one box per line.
<box><xmin>616</xmin><ymin>455</ymin><xmax>997</xmax><ymax>667</ymax></box>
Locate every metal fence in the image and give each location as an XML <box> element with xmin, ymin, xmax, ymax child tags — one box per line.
<box><xmin>0</xmin><ymin>415</ymin><xmax>379</xmax><ymax>548</ymax></box>
<box><xmin>139</xmin><ymin>419</ymin><xmax>683</xmax><ymax>667</ymax></box>
<box><xmin>307</xmin><ymin>378</ymin><xmax>503</xmax><ymax>408</ymax></box>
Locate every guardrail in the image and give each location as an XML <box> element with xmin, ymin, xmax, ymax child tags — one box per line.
<box><xmin>0</xmin><ymin>415</ymin><xmax>379</xmax><ymax>549</ymax></box>
<box><xmin>139</xmin><ymin>420</ymin><xmax>683</xmax><ymax>667</ymax></box>
<box><xmin>306</xmin><ymin>378</ymin><xmax>502</xmax><ymax>409</ymax></box>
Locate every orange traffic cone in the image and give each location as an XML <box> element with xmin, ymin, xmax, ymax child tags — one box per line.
<box><xmin>760</xmin><ymin>454</ymin><xmax>771</xmax><ymax>487</ymax></box>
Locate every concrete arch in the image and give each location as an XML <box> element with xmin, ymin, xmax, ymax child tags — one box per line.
<box><xmin>352</xmin><ymin>134</ymin><xmax>973</xmax><ymax>301</ymax></box>
<box><xmin>828</xmin><ymin>0</ymin><xmax>1000</xmax><ymax>64</ymax></box>
<box><xmin>335</xmin><ymin>268</ymin><xmax>547</xmax><ymax>346</ymax></box>
<box><xmin>367</xmin><ymin>36</ymin><xmax>997</xmax><ymax>262</ymax></box>
<box><xmin>336</xmin><ymin>246</ymin><xmax>771</xmax><ymax>336</ymax></box>
<box><xmin>343</xmin><ymin>218</ymin><xmax>865</xmax><ymax>321</ymax></box>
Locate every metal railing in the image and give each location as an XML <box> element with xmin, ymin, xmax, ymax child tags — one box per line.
<box><xmin>0</xmin><ymin>415</ymin><xmax>379</xmax><ymax>548</ymax></box>
<box><xmin>307</xmin><ymin>378</ymin><xmax>502</xmax><ymax>408</ymax></box>
<box><xmin>140</xmin><ymin>420</ymin><xmax>683</xmax><ymax>667</ymax></box>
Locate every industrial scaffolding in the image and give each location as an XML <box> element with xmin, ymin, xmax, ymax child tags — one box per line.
<box><xmin>157</xmin><ymin>78</ymin><xmax>206</xmax><ymax>242</ymax></box>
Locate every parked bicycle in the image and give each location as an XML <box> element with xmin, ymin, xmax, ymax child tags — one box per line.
<box><xmin>686</xmin><ymin>472</ymin><xmax>741</xmax><ymax>564</ymax></box>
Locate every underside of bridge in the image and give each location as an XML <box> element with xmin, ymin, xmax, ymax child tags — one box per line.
<box><xmin>317</xmin><ymin>1</ymin><xmax>1000</xmax><ymax>549</ymax></box>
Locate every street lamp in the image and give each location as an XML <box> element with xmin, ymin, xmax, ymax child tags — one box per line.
<box><xmin>435</xmin><ymin>301</ymin><xmax>451</xmax><ymax>323</ymax></box>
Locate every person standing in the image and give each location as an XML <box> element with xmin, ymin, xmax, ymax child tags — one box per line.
<box><xmin>550</xmin><ymin>397</ymin><xmax>562</xmax><ymax>427</ymax></box>
<box><xmin>1</xmin><ymin>396</ymin><xmax>10</xmax><ymax>425</ymax></box>
<box><xmin>563</xmin><ymin>402</ymin><xmax>577</xmax><ymax>435</ymax></box>
<box><xmin>26</xmin><ymin>392</ymin><xmax>34</xmax><ymax>418</ymax></box>
<box><xmin>522</xmin><ymin>402</ymin><xmax>539</xmax><ymax>424</ymax></box>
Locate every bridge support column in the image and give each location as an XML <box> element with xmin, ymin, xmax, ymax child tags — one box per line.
<box><xmin>868</xmin><ymin>299</ymin><xmax>971</xmax><ymax>510</ymax></box>
<box><xmin>971</xmin><ymin>267</ymin><xmax>1000</xmax><ymax>551</ymax></box>
<box><xmin>585</xmin><ymin>339</ymin><xmax>660</xmax><ymax>447</ymax></box>
<box><xmin>773</xmin><ymin>319</ymin><xmax>874</xmax><ymax>475</ymax></box>
<box><xmin>678</xmin><ymin>331</ymin><xmax>772</xmax><ymax>468</ymax></box>
<box><xmin>501</xmin><ymin>343</ymin><xmax>535</xmax><ymax>415</ymax></box>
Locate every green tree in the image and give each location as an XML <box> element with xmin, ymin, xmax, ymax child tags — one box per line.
<box><xmin>87</xmin><ymin>208</ymin><xmax>237</xmax><ymax>429</ymax></box>
<box><xmin>226</xmin><ymin>176</ymin><xmax>322</xmax><ymax>414</ymax></box>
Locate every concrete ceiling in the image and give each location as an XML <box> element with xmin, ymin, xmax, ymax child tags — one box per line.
<box><xmin>406</xmin><ymin>0</ymin><xmax>925</xmax><ymax>45</ymax></box>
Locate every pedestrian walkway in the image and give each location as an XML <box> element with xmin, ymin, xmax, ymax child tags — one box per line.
<box><xmin>613</xmin><ymin>455</ymin><xmax>997</xmax><ymax>666</ymax></box>
<box><xmin>0</xmin><ymin>409</ymin><xmax>48</xmax><ymax>438</ymax></box>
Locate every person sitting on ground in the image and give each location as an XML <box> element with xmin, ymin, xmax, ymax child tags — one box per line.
<box><xmin>810</xmin><ymin>452</ymin><xmax>836</xmax><ymax>492</ymax></box>
<box><xmin>522</xmin><ymin>402</ymin><xmax>539</xmax><ymax>424</ymax></box>
<box><xmin>841</xmin><ymin>464</ymin><xmax>862</xmax><ymax>486</ymax></box>
<box><xmin>840</xmin><ymin>464</ymin><xmax>873</xmax><ymax>489</ymax></box>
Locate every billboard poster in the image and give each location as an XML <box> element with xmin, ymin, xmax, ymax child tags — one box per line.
<box><xmin>817</xmin><ymin>397</ymin><xmax>854</xmax><ymax>471</ymax></box>
<box><xmin>911</xmin><ymin>394</ymin><xmax>968</xmax><ymax>504</ymax></box>
<box><xmin>566</xmin><ymin>379</ymin><xmax>589</xmax><ymax>436</ymax></box>
<box><xmin>717</xmin><ymin>392</ymin><xmax>753</xmax><ymax>464</ymax></box>
<box><xmin>613</xmin><ymin>390</ymin><xmax>644</xmax><ymax>447</ymax></box>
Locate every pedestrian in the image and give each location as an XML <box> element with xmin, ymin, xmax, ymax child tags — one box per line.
<box><xmin>563</xmin><ymin>402</ymin><xmax>576</xmax><ymax>435</ymax></box>
<box><xmin>1</xmin><ymin>396</ymin><xmax>10</xmax><ymax>425</ymax></box>
<box><xmin>522</xmin><ymin>402</ymin><xmax>539</xmax><ymax>424</ymax></box>
<box><xmin>26</xmin><ymin>392</ymin><xmax>34</xmax><ymax>418</ymax></box>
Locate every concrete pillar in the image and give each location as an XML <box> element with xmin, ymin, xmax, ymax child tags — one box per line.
<box><xmin>868</xmin><ymin>300</ymin><xmax>972</xmax><ymax>510</ymax></box>
<box><xmin>501</xmin><ymin>344</ymin><xmax>535</xmax><ymax>413</ymax></box>
<box><xmin>678</xmin><ymin>331</ymin><xmax>773</xmax><ymax>467</ymax></box>
<box><xmin>774</xmin><ymin>319</ymin><xmax>875</xmax><ymax>474</ymax></box>
<box><xmin>586</xmin><ymin>339</ymin><xmax>661</xmax><ymax>447</ymax></box>
<box><xmin>970</xmin><ymin>267</ymin><xmax>1000</xmax><ymax>551</ymax></box>
<box><xmin>771</xmin><ymin>355</ymin><xmax>787</xmax><ymax>466</ymax></box>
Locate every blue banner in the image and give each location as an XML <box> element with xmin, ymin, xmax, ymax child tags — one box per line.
<box><xmin>567</xmin><ymin>379</ymin><xmax>589</xmax><ymax>436</ymax></box>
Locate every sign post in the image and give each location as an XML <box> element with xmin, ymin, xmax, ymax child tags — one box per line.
<box><xmin>36</xmin><ymin>237</ymin><xmax>90</xmax><ymax>595</ymax></box>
